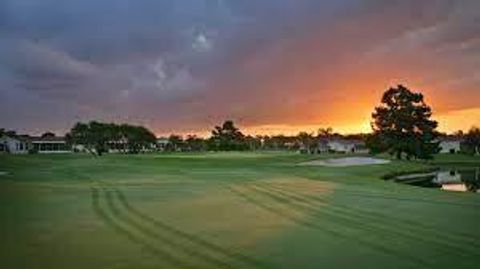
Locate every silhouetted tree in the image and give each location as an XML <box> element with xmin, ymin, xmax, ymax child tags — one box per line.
<box><xmin>2</xmin><ymin>129</ymin><xmax>17</xmax><ymax>137</ymax></box>
<box><xmin>244</xmin><ymin>135</ymin><xmax>262</xmax><ymax>151</ymax></box>
<box><xmin>120</xmin><ymin>124</ymin><xmax>156</xmax><ymax>154</ymax></box>
<box><xmin>371</xmin><ymin>85</ymin><xmax>439</xmax><ymax>160</ymax></box>
<box><xmin>66</xmin><ymin>122</ymin><xmax>111</xmax><ymax>155</ymax></box>
<box><xmin>298</xmin><ymin>132</ymin><xmax>316</xmax><ymax>154</ymax></box>
<box><xmin>453</xmin><ymin>130</ymin><xmax>464</xmax><ymax>137</ymax></box>
<box><xmin>67</xmin><ymin>122</ymin><xmax>99</xmax><ymax>155</ymax></box>
<box><xmin>317</xmin><ymin>127</ymin><xmax>333</xmax><ymax>138</ymax></box>
<box><xmin>209</xmin><ymin>120</ymin><xmax>247</xmax><ymax>151</ymax></box>
<box><xmin>41</xmin><ymin>132</ymin><xmax>56</xmax><ymax>138</ymax></box>
<box><xmin>463</xmin><ymin>127</ymin><xmax>480</xmax><ymax>155</ymax></box>
<box><xmin>365</xmin><ymin>133</ymin><xmax>388</xmax><ymax>155</ymax></box>
<box><xmin>185</xmin><ymin>135</ymin><xmax>206</xmax><ymax>152</ymax></box>
<box><xmin>167</xmin><ymin>134</ymin><xmax>184</xmax><ymax>152</ymax></box>
<box><xmin>66</xmin><ymin>121</ymin><xmax>156</xmax><ymax>156</ymax></box>
<box><xmin>263</xmin><ymin>135</ymin><xmax>281</xmax><ymax>150</ymax></box>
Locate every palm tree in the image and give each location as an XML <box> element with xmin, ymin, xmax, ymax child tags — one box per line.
<box><xmin>298</xmin><ymin>132</ymin><xmax>315</xmax><ymax>154</ymax></box>
<box><xmin>317</xmin><ymin>127</ymin><xmax>333</xmax><ymax>138</ymax></box>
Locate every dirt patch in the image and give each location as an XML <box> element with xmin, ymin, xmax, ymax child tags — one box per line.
<box><xmin>299</xmin><ymin>157</ymin><xmax>391</xmax><ymax>167</ymax></box>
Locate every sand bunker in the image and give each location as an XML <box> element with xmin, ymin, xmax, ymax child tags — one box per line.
<box><xmin>299</xmin><ymin>157</ymin><xmax>391</xmax><ymax>167</ymax></box>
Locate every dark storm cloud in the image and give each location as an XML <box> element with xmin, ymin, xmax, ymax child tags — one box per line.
<box><xmin>0</xmin><ymin>0</ymin><xmax>479</xmax><ymax>134</ymax></box>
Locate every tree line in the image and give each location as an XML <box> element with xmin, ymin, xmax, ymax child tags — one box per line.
<box><xmin>63</xmin><ymin>119</ymin><xmax>362</xmax><ymax>156</ymax></box>
<box><xmin>163</xmin><ymin>121</ymin><xmax>286</xmax><ymax>152</ymax></box>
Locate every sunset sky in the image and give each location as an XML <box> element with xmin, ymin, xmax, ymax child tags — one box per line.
<box><xmin>1</xmin><ymin>0</ymin><xmax>479</xmax><ymax>136</ymax></box>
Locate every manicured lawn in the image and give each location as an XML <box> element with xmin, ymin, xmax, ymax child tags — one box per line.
<box><xmin>0</xmin><ymin>152</ymin><xmax>479</xmax><ymax>268</ymax></box>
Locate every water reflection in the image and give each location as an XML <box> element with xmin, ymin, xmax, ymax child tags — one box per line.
<box><xmin>395</xmin><ymin>168</ymin><xmax>480</xmax><ymax>193</ymax></box>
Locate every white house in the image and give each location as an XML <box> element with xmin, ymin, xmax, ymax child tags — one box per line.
<box><xmin>156</xmin><ymin>138</ymin><xmax>170</xmax><ymax>151</ymax></box>
<box><xmin>439</xmin><ymin>137</ymin><xmax>462</xmax><ymax>154</ymax></box>
<box><xmin>327</xmin><ymin>139</ymin><xmax>368</xmax><ymax>154</ymax></box>
<box><xmin>0</xmin><ymin>135</ymin><xmax>29</xmax><ymax>154</ymax></box>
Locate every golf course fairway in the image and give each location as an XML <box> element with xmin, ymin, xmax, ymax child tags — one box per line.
<box><xmin>1</xmin><ymin>153</ymin><xmax>479</xmax><ymax>268</ymax></box>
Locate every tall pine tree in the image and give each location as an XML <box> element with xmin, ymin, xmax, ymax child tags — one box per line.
<box><xmin>371</xmin><ymin>85</ymin><xmax>439</xmax><ymax>160</ymax></box>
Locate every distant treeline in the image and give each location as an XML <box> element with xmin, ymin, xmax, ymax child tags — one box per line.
<box><xmin>161</xmin><ymin>122</ymin><xmax>369</xmax><ymax>153</ymax></box>
<box><xmin>61</xmin><ymin>120</ymin><xmax>368</xmax><ymax>155</ymax></box>
<box><xmin>135</xmin><ymin>121</ymin><xmax>362</xmax><ymax>153</ymax></box>
<box><xmin>2</xmin><ymin>120</ymin><xmax>480</xmax><ymax>157</ymax></box>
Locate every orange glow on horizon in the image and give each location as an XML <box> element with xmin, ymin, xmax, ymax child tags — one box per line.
<box><xmin>435</xmin><ymin>108</ymin><xmax>480</xmax><ymax>133</ymax></box>
<box><xmin>154</xmin><ymin>107</ymin><xmax>480</xmax><ymax>138</ymax></box>
<box><xmin>153</xmin><ymin>75</ymin><xmax>479</xmax><ymax>138</ymax></box>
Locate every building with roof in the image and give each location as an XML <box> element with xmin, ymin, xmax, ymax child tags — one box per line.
<box><xmin>327</xmin><ymin>139</ymin><xmax>369</xmax><ymax>154</ymax></box>
<box><xmin>30</xmin><ymin>135</ymin><xmax>71</xmax><ymax>154</ymax></box>
<box><xmin>438</xmin><ymin>136</ymin><xmax>463</xmax><ymax>154</ymax></box>
<box><xmin>0</xmin><ymin>135</ymin><xmax>30</xmax><ymax>154</ymax></box>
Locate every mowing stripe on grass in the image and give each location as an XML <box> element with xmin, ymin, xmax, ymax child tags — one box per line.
<box><xmin>247</xmin><ymin>184</ymin><xmax>477</xmax><ymax>258</ymax></box>
<box><xmin>102</xmin><ymin>188</ymin><xmax>235</xmax><ymax>269</ymax></box>
<box><xmin>227</xmin><ymin>186</ymin><xmax>431</xmax><ymax>268</ymax></box>
<box><xmin>91</xmin><ymin>187</ymin><xmax>193</xmax><ymax>269</ymax></box>
<box><xmin>270</xmin><ymin>181</ymin><xmax>480</xmax><ymax>207</ymax></box>
<box><xmin>265</xmin><ymin>183</ymin><xmax>480</xmax><ymax>252</ymax></box>
<box><xmin>93</xmin><ymin>178</ymin><xmax>269</xmax><ymax>268</ymax></box>
<box><xmin>113</xmin><ymin>188</ymin><xmax>272</xmax><ymax>269</ymax></box>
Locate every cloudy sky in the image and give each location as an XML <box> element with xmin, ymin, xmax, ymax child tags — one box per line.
<box><xmin>1</xmin><ymin>0</ymin><xmax>479</xmax><ymax>136</ymax></box>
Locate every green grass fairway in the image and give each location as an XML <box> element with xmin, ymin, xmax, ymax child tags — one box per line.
<box><xmin>1</xmin><ymin>153</ymin><xmax>479</xmax><ymax>268</ymax></box>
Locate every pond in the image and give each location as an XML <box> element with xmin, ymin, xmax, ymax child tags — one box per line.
<box><xmin>394</xmin><ymin>168</ymin><xmax>480</xmax><ymax>193</ymax></box>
